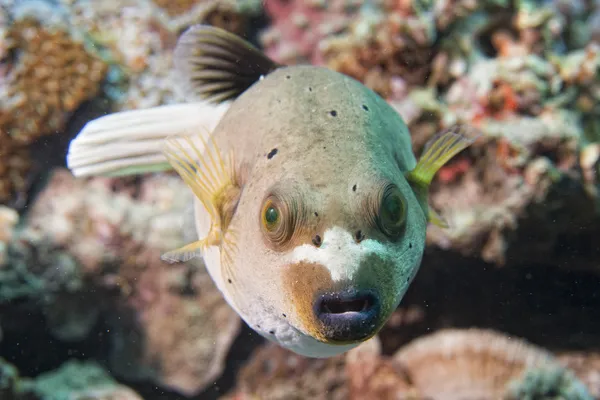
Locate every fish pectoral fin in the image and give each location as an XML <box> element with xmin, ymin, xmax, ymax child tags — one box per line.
<box><xmin>406</xmin><ymin>124</ymin><xmax>481</xmax><ymax>187</ymax></box>
<box><xmin>174</xmin><ymin>24</ymin><xmax>281</xmax><ymax>104</ymax></box>
<box><xmin>162</xmin><ymin>133</ymin><xmax>238</xmax><ymax>230</ymax></box>
<box><xmin>66</xmin><ymin>102</ymin><xmax>229</xmax><ymax>177</ymax></box>
<box><xmin>161</xmin><ymin>240</ymin><xmax>207</xmax><ymax>263</ymax></box>
<box><xmin>428</xmin><ymin>207</ymin><xmax>449</xmax><ymax>228</ymax></box>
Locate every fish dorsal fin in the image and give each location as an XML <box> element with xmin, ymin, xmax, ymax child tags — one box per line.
<box><xmin>174</xmin><ymin>24</ymin><xmax>281</xmax><ymax>104</ymax></box>
<box><xmin>406</xmin><ymin>124</ymin><xmax>480</xmax><ymax>188</ymax></box>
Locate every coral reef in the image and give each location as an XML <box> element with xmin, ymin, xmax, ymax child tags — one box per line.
<box><xmin>0</xmin><ymin>357</ymin><xmax>143</xmax><ymax>400</ymax></box>
<box><xmin>0</xmin><ymin>0</ymin><xmax>261</xmax><ymax>205</ymax></box>
<box><xmin>1</xmin><ymin>0</ymin><xmax>599</xmax><ymax>398</ymax></box>
<box><xmin>0</xmin><ymin>3</ymin><xmax>108</xmax><ymax>205</ymax></box>
<box><xmin>224</xmin><ymin>329</ymin><xmax>594</xmax><ymax>399</ymax></box>
<box><xmin>260</xmin><ymin>0</ymin><xmax>600</xmax><ymax>270</ymax></box>
<box><xmin>1</xmin><ymin>169</ymin><xmax>240</xmax><ymax>396</ymax></box>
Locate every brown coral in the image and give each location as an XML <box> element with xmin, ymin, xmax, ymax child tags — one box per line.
<box><xmin>13</xmin><ymin>169</ymin><xmax>241</xmax><ymax>396</ymax></box>
<box><xmin>393</xmin><ymin>328</ymin><xmax>558</xmax><ymax>400</ymax></box>
<box><xmin>0</xmin><ymin>17</ymin><xmax>108</xmax><ymax>204</ymax></box>
<box><xmin>326</xmin><ymin>12</ymin><xmax>436</xmax><ymax>100</ymax></box>
<box><xmin>225</xmin><ymin>342</ymin><xmax>349</xmax><ymax>400</ymax></box>
<box><xmin>2</xmin><ymin>18</ymin><xmax>108</xmax><ymax>146</ymax></box>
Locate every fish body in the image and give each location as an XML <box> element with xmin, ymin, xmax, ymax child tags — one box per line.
<box><xmin>67</xmin><ymin>25</ymin><xmax>478</xmax><ymax>358</ymax></box>
<box><xmin>192</xmin><ymin>65</ymin><xmax>426</xmax><ymax>357</ymax></box>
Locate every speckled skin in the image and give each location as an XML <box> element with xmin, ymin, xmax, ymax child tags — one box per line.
<box><xmin>196</xmin><ymin>65</ymin><xmax>428</xmax><ymax>357</ymax></box>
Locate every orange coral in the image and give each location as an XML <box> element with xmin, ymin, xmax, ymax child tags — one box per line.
<box><xmin>0</xmin><ymin>18</ymin><xmax>108</xmax><ymax>204</ymax></box>
<box><xmin>326</xmin><ymin>13</ymin><xmax>434</xmax><ymax>100</ymax></box>
<box><xmin>153</xmin><ymin>0</ymin><xmax>250</xmax><ymax>35</ymax></box>
<box><xmin>153</xmin><ymin>0</ymin><xmax>202</xmax><ymax>16</ymax></box>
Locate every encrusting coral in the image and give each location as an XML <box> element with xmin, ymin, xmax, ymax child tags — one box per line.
<box><xmin>0</xmin><ymin>0</ymin><xmax>260</xmax><ymax>206</ymax></box>
<box><xmin>0</xmin><ymin>357</ymin><xmax>144</xmax><ymax>400</ymax></box>
<box><xmin>0</xmin><ymin>169</ymin><xmax>241</xmax><ymax>396</ymax></box>
<box><xmin>224</xmin><ymin>328</ymin><xmax>594</xmax><ymax>399</ymax></box>
<box><xmin>264</xmin><ymin>0</ymin><xmax>600</xmax><ymax>269</ymax></box>
<box><xmin>0</xmin><ymin>4</ymin><xmax>108</xmax><ymax>205</ymax></box>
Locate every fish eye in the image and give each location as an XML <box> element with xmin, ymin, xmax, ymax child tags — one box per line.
<box><xmin>377</xmin><ymin>184</ymin><xmax>407</xmax><ymax>238</ymax></box>
<box><xmin>260</xmin><ymin>194</ymin><xmax>297</xmax><ymax>248</ymax></box>
<box><xmin>263</xmin><ymin>201</ymin><xmax>280</xmax><ymax>231</ymax></box>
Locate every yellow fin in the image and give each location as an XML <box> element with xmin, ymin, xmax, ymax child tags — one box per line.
<box><xmin>428</xmin><ymin>207</ymin><xmax>449</xmax><ymax>228</ymax></box>
<box><xmin>161</xmin><ymin>133</ymin><xmax>236</xmax><ymax>263</ymax></box>
<box><xmin>161</xmin><ymin>240</ymin><xmax>207</xmax><ymax>263</ymax></box>
<box><xmin>406</xmin><ymin>125</ymin><xmax>480</xmax><ymax>187</ymax></box>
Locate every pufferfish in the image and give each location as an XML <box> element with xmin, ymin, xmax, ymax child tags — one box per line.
<box><xmin>66</xmin><ymin>25</ymin><xmax>478</xmax><ymax>358</ymax></box>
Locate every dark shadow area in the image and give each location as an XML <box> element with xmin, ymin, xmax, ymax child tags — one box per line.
<box><xmin>0</xmin><ymin>303</ymin><xmax>112</xmax><ymax>377</ymax></box>
<box><xmin>379</xmin><ymin>248</ymin><xmax>600</xmax><ymax>355</ymax></box>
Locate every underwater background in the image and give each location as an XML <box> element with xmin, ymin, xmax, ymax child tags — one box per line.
<box><xmin>0</xmin><ymin>0</ymin><xmax>599</xmax><ymax>399</ymax></box>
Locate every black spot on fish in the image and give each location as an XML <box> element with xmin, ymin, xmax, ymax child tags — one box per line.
<box><xmin>314</xmin><ymin>212</ymin><xmax>319</xmax><ymax>217</ymax></box>
<box><xmin>282</xmin><ymin>313</ymin><xmax>287</xmax><ymax>318</ymax></box>
<box><xmin>267</xmin><ymin>148</ymin><xmax>278</xmax><ymax>159</ymax></box>
<box><xmin>228</xmin><ymin>279</ymin><xmax>232</xmax><ymax>283</ymax></box>
<box><xmin>308</xmin><ymin>87</ymin><xmax>312</xmax><ymax>91</ymax></box>
<box><xmin>352</xmin><ymin>184</ymin><xmax>357</xmax><ymax>192</ymax></box>
<box><xmin>269</xmin><ymin>330</ymin><xmax>275</xmax><ymax>335</ymax></box>
<box><xmin>257</xmin><ymin>324</ymin><xmax>261</xmax><ymax>328</ymax></box>
<box><xmin>409</xmin><ymin>242</ymin><xmax>413</xmax><ymax>249</ymax></box>
<box><xmin>329</xmin><ymin>110</ymin><xmax>337</xmax><ymax>117</ymax></box>
<box><xmin>406</xmin><ymin>277</ymin><xmax>410</xmax><ymax>283</ymax></box>
<box><xmin>286</xmin><ymin>75</ymin><xmax>291</xmax><ymax>79</ymax></box>
<box><xmin>312</xmin><ymin>235</ymin><xmax>322</xmax><ymax>247</ymax></box>
<box><xmin>362</xmin><ymin>104</ymin><xmax>369</xmax><ymax>111</ymax></box>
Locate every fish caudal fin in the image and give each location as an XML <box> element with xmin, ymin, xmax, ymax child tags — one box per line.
<box><xmin>174</xmin><ymin>24</ymin><xmax>281</xmax><ymax>104</ymax></box>
<box><xmin>66</xmin><ymin>102</ymin><xmax>230</xmax><ymax>177</ymax></box>
<box><xmin>161</xmin><ymin>133</ymin><xmax>238</xmax><ymax>264</ymax></box>
<box><xmin>406</xmin><ymin>124</ymin><xmax>480</xmax><ymax>228</ymax></box>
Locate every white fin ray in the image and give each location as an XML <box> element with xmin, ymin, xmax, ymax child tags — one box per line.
<box><xmin>66</xmin><ymin>101</ymin><xmax>230</xmax><ymax>177</ymax></box>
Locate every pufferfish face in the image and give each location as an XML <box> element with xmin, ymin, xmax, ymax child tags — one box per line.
<box><xmin>229</xmin><ymin>173</ymin><xmax>428</xmax><ymax>358</ymax></box>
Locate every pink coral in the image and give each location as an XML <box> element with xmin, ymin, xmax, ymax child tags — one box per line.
<box><xmin>261</xmin><ymin>0</ymin><xmax>364</xmax><ymax>65</ymax></box>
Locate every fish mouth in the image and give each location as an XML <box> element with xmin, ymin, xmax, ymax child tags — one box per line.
<box><xmin>313</xmin><ymin>288</ymin><xmax>382</xmax><ymax>343</ymax></box>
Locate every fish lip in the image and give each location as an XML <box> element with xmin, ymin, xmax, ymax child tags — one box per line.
<box><xmin>313</xmin><ymin>288</ymin><xmax>382</xmax><ymax>343</ymax></box>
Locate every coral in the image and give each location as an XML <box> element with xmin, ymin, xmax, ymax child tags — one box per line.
<box><xmin>325</xmin><ymin>6</ymin><xmax>437</xmax><ymax>100</ymax></box>
<box><xmin>345</xmin><ymin>336</ymin><xmax>418</xmax><ymax>400</ymax></box>
<box><xmin>223</xmin><ymin>341</ymin><xmax>350</xmax><ymax>399</ymax></box>
<box><xmin>0</xmin><ymin>3</ymin><xmax>108</xmax><ymax>205</ymax></box>
<box><xmin>152</xmin><ymin>0</ymin><xmax>261</xmax><ymax>34</ymax></box>
<box><xmin>386</xmin><ymin>47</ymin><xmax>600</xmax><ymax>269</ymax></box>
<box><xmin>225</xmin><ymin>329</ymin><xmax>594</xmax><ymax>399</ymax></box>
<box><xmin>0</xmin><ymin>357</ymin><xmax>22</xmax><ymax>400</ymax></box>
<box><xmin>559</xmin><ymin>352</ymin><xmax>600</xmax><ymax>398</ymax></box>
<box><xmin>505</xmin><ymin>364</ymin><xmax>594</xmax><ymax>400</ymax></box>
<box><xmin>2</xmin><ymin>169</ymin><xmax>240</xmax><ymax>396</ymax></box>
<box><xmin>393</xmin><ymin>328</ymin><xmax>592</xmax><ymax>400</ymax></box>
<box><xmin>260</xmin><ymin>0</ymin><xmax>371</xmax><ymax>65</ymax></box>
<box><xmin>0</xmin><ymin>206</ymin><xmax>17</xmax><ymax>243</ymax></box>
<box><xmin>20</xmin><ymin>359</ymin><xmax>143</xmax><ymax>400</ymax></box>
